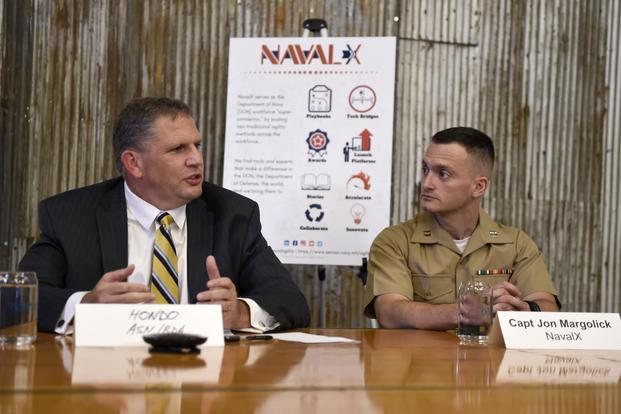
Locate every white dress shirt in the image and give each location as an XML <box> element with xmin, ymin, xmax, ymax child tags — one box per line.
<box><xmin>54</xmin><ymin>182</ymin><xmax>278</xmax><ymax>333</ymax></box>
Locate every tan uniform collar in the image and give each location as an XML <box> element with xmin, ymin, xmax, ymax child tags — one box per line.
<box><xmin>411</xmin><ymin>209</ymin><xmax>513</xmax><ymax>256</ymax></box>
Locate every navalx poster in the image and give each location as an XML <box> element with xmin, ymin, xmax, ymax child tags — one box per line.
<box><xmin>223</xmin><ymin>37</ymin><xmax>396</xmax><ymax>266</ymax></box>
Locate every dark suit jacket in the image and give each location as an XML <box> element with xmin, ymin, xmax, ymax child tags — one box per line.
<box><xmin>19</xmin><ymin>177</ymin><xmax>310</xmax><ymax>332</ymax></box>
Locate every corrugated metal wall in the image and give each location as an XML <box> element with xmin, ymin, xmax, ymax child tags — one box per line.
<box><xmin>604</xmin><ymin>0</ymin><xmax>621</xmax><ymax>314</ymax></box>
<box><xmin>1</xmin><ymin>0</ymin><xmax>619</xmax><ymax>327</ymax></box>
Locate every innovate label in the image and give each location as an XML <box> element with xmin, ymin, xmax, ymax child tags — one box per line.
<box><xmin>223</xmin><ymin>37</ymin><xmax>396</xmax><ymax>266</ymax></box>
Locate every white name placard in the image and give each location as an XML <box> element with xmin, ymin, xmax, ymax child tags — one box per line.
<box><xmin>75</xmin><ymin>304</ymin><xmax>224</xmax><ymax>347</ymax></box>
<box><xmin>495</xmin><ymin>311</ymin><xmax>621</xmax><ymax>350</ymax></box>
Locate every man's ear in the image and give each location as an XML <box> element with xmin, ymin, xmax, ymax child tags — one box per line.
<box><xmin>120</xmin><ymin>150</ymin><xmax>143</xmax><ymax>178</ymax></box>
<box><xmin>472</xmin><ymin>175</ymin><xmax>489</xmax><ymax>198</ymax></box>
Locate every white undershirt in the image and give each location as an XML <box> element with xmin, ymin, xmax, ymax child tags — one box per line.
<box><xmin>454</xmin><ymin>236</ymin><xmax>471</xmax><ymax>254</ymax></box>
<box><xmin>54</xmin><ymin>183</ymin><xmax>278</xmax><ymax>334</ymax></box>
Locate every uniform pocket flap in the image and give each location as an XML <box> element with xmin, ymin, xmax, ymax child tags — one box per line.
<box><xmin>411</xmin><ymin>273</ymin><xmax>453</xmax><ymax>302</ymax></box>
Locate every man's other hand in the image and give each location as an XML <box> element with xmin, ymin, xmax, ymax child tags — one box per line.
<box><xmin>81</xmin><ymin>265</ymin><xmax>155</xmax><ymax>304</ymax></box>
<box><xmin>196</xmin><ymin>255</ymin><xmax>250</xmax><ymax>329</ymax></box>
<box><xmin>493</xmin><ymin>281</ymin><xmax>559</xmax><ymax>312</ymax></box>
<box><xmin>491</xmin><ymin>281</ymin><xmax>530</xmax><ymax>313</ymax></box>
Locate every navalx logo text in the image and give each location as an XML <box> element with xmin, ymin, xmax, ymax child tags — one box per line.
<box><xmin>261</xmin><ymin>44</ymin><xmax>361</xmax><ymax>65</ymax></box>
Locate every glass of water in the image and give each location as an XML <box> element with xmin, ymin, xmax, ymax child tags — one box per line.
<box><xmin>457</xmin><ymin>280</ymin><xmax>492</xmax><ymax>345</ymax></box>
<box><xmin>0</xmin><ymin>271</ymin><xmax>38</xmax><ymax>346</ymax></box>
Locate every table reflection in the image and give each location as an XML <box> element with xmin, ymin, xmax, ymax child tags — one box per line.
<box><xmin>198</xmin><ymin>340</ymin><xmax>309</xmax><ymax>412</ymax></box>
<box><xmin>72</xmin><ymin>347</ymin><xmax>222</xmax><ymax>385</ymax></box>
<box><xmin>1</xmin><ymin>331</ymin><xmax>620</xmax><ymax>414</ymax></box>
<box><xmin>496</xmin><ymin>349</ymin><xmax>621</xmax><ymax>384</ymax></box>
<box><xmin>364</xmin><ymin>329</ymin><xmax>460</xmax><ymax>386</ymax></box>
<box><xmin>363</xmin><ymin>329</ymin><xmax>505</xmax><ymax>412</ymax></box>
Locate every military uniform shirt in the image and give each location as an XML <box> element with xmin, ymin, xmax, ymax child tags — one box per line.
<box><xmin>364</xmin><ymin>210</ymin><xmax>559</xmax><ymax>318</ymax></box>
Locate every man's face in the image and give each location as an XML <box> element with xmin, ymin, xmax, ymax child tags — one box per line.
<box><xmin>420</xmin><ymin>142</ymin><xmax>482</xmax><ymax>215</ymax></box>
<box><xmin>132</xmin><ymin>115</ymin><xmax>204</xmax><ymax>210</ymax></box>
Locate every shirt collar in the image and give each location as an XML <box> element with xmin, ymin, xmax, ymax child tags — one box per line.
<box><xmin>124</xmin><ymin>182</ymin><xmax>187</xmax><ymax>231</ymax></box>
<box><xmin>462</xmin><ymin>209</ymin><xmax>512</xmax><ymax>255</ymax></box>
<box><xmin>411</xmin><ymin>209</ymin><xmax>513</xmax><ymax>255</ymax></box>
<box><xmin>411</xmin><ymin>211</ymin><xmax>459</xmax><ymax>253</ymax></box>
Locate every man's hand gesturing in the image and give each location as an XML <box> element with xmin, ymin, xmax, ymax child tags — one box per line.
<box><xmin>81</xmin><ymin>265</ymin><xmax>155</xmax><ymax>304</ymax></box>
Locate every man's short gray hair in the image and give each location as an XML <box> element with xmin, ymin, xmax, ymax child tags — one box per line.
<box><xmin>112</xmin><ymin>97</ymin><xmax>192</xmax><ymax>173</ymax></box>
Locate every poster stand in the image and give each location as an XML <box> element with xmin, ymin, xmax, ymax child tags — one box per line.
<box><xmin>302</xmin><ymin>18</ymin><xmax>330</xmax><ymax>312</ymax></box>
<box><xmin>223</xmin><ymin>22</ymin><xmax>395</xmax><ymax>294</ymax></box>
<box><xmin>302</xmin><ymin>18</ymin><xmax>328</xmax><ymax>37</ymax></box>
<box><xmin>300</xmin><ymin>18</ymin><xmax>369</xmax><ymax>305</ymax></box>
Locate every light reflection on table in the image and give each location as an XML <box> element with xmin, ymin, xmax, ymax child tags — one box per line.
<box><xmin>1</xmin><ymin>329</ymin><xmax>620</xmax><ymax>413</ymax></box>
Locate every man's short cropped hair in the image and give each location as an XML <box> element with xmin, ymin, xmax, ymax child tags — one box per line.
<box><xmin>431</xmin><ymin>127</ymin><xmax>495</xmax><ymax>175</ymax></box>
<box><xmin>112</xmin><ymin>97</ymin><xmax>192</xmax><ymax>173</ymax></box>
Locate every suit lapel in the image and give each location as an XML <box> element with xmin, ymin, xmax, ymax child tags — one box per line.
<box><xmin>96</xmin><ymin>180</ymin><xmax>128</xmax><ymax>273</ymax></box>
<box><xmin>186</xmin><ymin>195</ymin><xmax>213</xmax><ymax>303</ymax></box>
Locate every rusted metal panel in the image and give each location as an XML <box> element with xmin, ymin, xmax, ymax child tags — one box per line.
<box><xmin>482</xmin><ymin>0</ymin><xmax>610</xmax><ymax>313</ymax></box>
<box><xmin>393</xmin><ymin>0</ymin><xmax>480</xmax><ymax>221</ymax></box>
<box><xmin>1</xmin><ymin>0</ymin><xmax>620</xmax><ymax>328</ymax></box>
<box><xmin>603</xmin><ymin>0</ymin><xmax>621</xmax><ymax>313</ymax></box>
<box><xmin>1</xmin><ymin>0</ymin><xmax>35</xmax><ymax>270</ymax></box>
<box><xmin>0</xmin><ymin>1</ymin><xmax>4</xmax><ymax>79</ymax></box>
<box><xmin>395</xmin><ymin>0</ymin><xmax>616</xmax><ymax>314</ymax></box>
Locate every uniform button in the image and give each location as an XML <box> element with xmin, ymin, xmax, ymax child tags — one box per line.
<box><xmin>425</xmin><ymin>290</ymin><xmax>431</xmax><ymax>297</ymax></box>
<box><xmin>57</xmin><ymin>319</ymin><xmax>65</xmax><ymax>328</ymax></box>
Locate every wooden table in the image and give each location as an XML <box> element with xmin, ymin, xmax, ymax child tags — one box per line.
<box><xmin>1</xmin><ymin>329</ymin><xmax>620</xmax><ymax>413</ymax></box>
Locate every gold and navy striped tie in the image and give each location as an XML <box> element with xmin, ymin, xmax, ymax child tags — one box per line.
<box><xmin>150</xmin><ymin>212</ymin><xmax>179</xmax><ymax>304</ymax></box>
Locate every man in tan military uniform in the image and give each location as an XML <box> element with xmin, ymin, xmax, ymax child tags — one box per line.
<box><xmin>364</xmin><ymin>127</ymin><xmax>559</xmax><ymax>329</ymax></box>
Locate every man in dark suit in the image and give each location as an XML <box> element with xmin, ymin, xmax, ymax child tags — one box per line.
<box><xmin>19</xmin><ymin>97</ymin><xmax>310</xmax><ymax>333</ymax></box>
